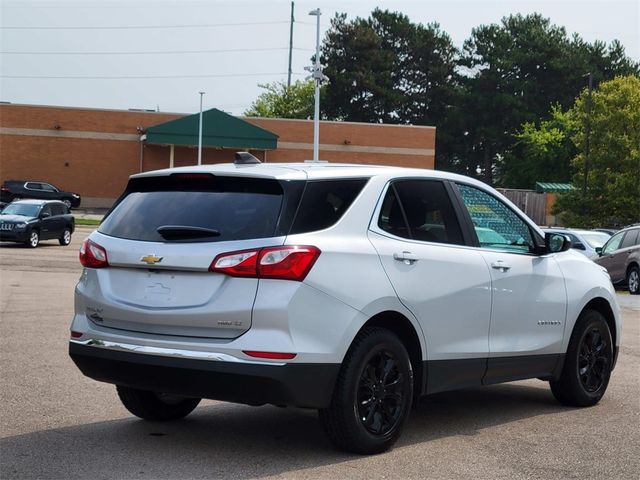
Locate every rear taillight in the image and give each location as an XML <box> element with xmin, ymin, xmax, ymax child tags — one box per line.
<box><xmin>1</xmin><ymin>186</ymin><xmax>9</xmax><ymax>192</ymax></box>
<box><xmin>79</xmin><ymin>238</ymin><xmax>109</xmax><ymax>268</ymax></box>
<box><xmin>210</xmin><ymin>245</ymin><xmax>320</xmax><ymax>281</ymax></box>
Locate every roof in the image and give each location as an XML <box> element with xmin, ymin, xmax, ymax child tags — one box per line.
<box><xmin>535</xmin><ymin>182</ymin><xmax>574</xmax><ymax>193</ymax></box>
<box><xmin>144</xmin><ymin>108</ymin><xmax>278</xmax><ymax>150</ymax></box>
<box><xmin>8</xmin><ymin>199</ymin><xmax>63</xmax><ymax>205</ymax></box>
<box><xmin>132</xmin><ymin>161</ymin><xmax>485</xmax><ymax>184</ymax></box>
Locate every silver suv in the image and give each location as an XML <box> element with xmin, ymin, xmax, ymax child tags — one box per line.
<box><xmin>69</xmin><ymin>156</ymin><xmax>621</xmax><ymax>454</ymax></box>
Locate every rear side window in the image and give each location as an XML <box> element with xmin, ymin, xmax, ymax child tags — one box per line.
<box><xmin>99</xmin><ymin>174</ymin><xmax>285</xmax><ymax>243</ymax></box>
<box><xmin>50</xmin><ymin>203</ymin><xmax>66</xmax><ymax>216</ymax></box>
<box><xmin>289</xmin><ymin>178</ymin><xmax>368</xmax><ymax>234</ymax></box>
<box><xmin>621</xmin><ymin>229</ymin><xmax>639</xmax><ymax>248</ymax></box>
<box><xmin>378</xmin><ymin>180</ymin><xmax>464</xmax><ymax>245</ymax></box>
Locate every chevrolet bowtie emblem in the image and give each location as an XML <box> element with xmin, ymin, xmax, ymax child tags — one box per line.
<box><xmin>140</xmin><ymin>254</ymin><xmax>163</xmax><ymax>265</ymax></box>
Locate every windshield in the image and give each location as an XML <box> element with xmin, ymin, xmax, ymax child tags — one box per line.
<box><xmin>1</xmin><ymin>204</ymin><xmax>40</xmax><ymax>217</ymax></box>
<box><xmin>580</xmin><ymin>232</ymin><xmax>611</xmax><ymax>249</ymax></box>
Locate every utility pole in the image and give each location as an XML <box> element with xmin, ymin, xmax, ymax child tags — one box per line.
<box><xmin>198</xmin><ymin>91</ymin><xmax>205</xmax><ymax>165</ymax></box>
<box><xmin>287</xmin><ymin>2</ymin><xmax>294</xmax><ymax>88</ymax></box>
<box><xmin>308</xmin><ymin>8</ymin><xmax>326</xmax><ymax>163</ymax></box>
<box><xmin>583</xmin><ymin>72</ymin><xmax>593</xmax><ymax>196</ymax></box>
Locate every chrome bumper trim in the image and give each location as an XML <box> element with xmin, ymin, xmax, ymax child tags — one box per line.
<box><xmin>69</xmin><ymin>338</ymin><xmax>284</xmax><ymax>366</ymax></box>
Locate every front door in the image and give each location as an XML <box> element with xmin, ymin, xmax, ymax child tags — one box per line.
<box><xmin>455</xmin><ymin>183</ymin><xmax>567</xmax><ymax>383</ymax></box>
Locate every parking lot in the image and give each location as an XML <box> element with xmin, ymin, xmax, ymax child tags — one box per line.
<box><xmin>1</xmin><ymin>229</ymin><xmax>638</xmax><ymax>479</ymax></box>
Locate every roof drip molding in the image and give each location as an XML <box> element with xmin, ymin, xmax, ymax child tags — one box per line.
<box><xmin>145</xmin><ymin>108</ymin><xmax>278</xmax><ymax>150</ymax></box>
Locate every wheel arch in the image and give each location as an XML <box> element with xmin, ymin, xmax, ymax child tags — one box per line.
<box><xmin>359</xmin><ymin>311</ymin><xmax>426</xmax><ymax>400</ymax></box>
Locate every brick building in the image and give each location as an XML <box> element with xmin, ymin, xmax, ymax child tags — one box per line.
<box><xmin>0</xmin><ymin>104</ymin><xmax>436</xmax><ymax>207</ymax></box>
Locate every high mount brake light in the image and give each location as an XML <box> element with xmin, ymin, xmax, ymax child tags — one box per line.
<box><xmin>79</xmin><ymin>238</ymin><xmax>109</xmax><ymax>268</ymax></box>
<box><xmin>210</xmin><ymin>246</ymin><xmax>320</xmax><ymax>281</ymax></box>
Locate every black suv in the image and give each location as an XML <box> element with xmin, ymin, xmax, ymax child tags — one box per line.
<box><xmin>0</xmin><ymin>200</ymin><xmax>75</xmax><ymax>248</ymax></box>
<box><xmin>1</xmin><ymin>180</ymin><xmax>81</xmax><ymax>209</ymax></box>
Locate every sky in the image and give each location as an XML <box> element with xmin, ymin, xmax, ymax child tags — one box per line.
<box><xmin>1</xmin><ymin>0</ymin><xmax>638</xmax><ymax>116</ymax></box>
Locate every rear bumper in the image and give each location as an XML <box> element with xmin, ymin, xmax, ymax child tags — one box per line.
<box><xmin>69</xmin><ymin>341</ymin><xmax>339</xmax><ymax>409</ymax></box>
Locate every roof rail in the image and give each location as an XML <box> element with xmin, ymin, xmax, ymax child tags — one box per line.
<box><xmin>234</xmin><ymin>152</ymin><xmax>261</xmax><ymax>165</ymax></box>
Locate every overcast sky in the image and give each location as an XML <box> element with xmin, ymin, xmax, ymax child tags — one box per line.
<box><xmin>1</xmin><ymin>0</ymin><xmax>638</xmax><ymax>116</ymax></box>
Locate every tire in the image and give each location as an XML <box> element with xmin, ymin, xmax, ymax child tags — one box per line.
<box><xmin>550</xmin><ymin>309</ymin><xmax>613</xmax><ymax>407</ymax></box>
<box><xmin>26</xmin><ymin>230</ymin><xmax>39</xmax><ymax>248</ymax></box>
<box><xmin>116</xmin><ymin>385</ymin><xmax>201</xmax><ymax>421</ymax></box>
<box><xmin>59</xmin><ymin>228</ymin><xmax>72</xmax><ymax>246</ymax></box>
<box><xmin>627</xmin><ymin>266</ymin><xmax>639</xmax><ymax>295</ymax></box>
<box><xmin>319</xmin><ymin>327</ymin><xmax>413</xmax><ymax>454</ymax></box>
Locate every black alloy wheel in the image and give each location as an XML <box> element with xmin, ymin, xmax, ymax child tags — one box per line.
<box><xmin>319</xmin><ymin>327</ymin><xmax>413</xmax><ymax>454</ymax></box>
<box><xmin>357</xmin><ymin>349</ymin><xmax>405</xmax><ymax>436</ymax></box>
<box><xmin>550</xmin><ymin>309</ymin><xmax>613</xmax><ymax>407</ymax></box>
<box><xmin>577</xmin><ymin>327</ymin><xmax>610</xmax><ymax>393</ymax></box>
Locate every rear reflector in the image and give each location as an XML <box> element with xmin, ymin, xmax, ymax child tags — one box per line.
<box><xmin>79</xmin><ymin>238</ymin><xmax>109</xmax><ymax>268</ymax></box>
<box><xmin>210</xmin><ymin>245</ymin><xmax>320</xmax><ymax>281</ymax></box>
<box><xmin>243</xmin><ymin>350</ymin><xmax>297</xmax><ymax>360</ymax></box>
<box><xmin>70</xmin><ymin>331</ymin><xmax>83</xmax><ymax>338</ymax></box>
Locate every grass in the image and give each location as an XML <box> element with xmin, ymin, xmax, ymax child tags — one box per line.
<box><xmin>74</xmin><ymin>218</ymin><xmax>102</xmax><ymax>226</ymax></box>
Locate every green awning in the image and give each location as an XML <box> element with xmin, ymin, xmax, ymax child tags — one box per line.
<box><xmin>535</xmin><ymin>182</ymin><xmax>574</xmax><ymax>193</ymax></box>
<box><xmin>145</xmin><ymin>108</ymin><xmax>278</xmax><ymax>150</ymax></box>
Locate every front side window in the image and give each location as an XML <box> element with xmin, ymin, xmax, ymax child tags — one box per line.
<box><xmin>603</xmin><ymin>232</ymin><xmax>624</xmax><ymax>254</ymax></box>
<box><xmin>377</xmin><ymin>180</ymin><xmax>464</xmax><ymax>245</ymax></box>
<box><xmin>41</xmin><ymin>183</ymin><xmax>57</xmax><ymax>192</ymax></box>
<box><xmin>457</xmin><ymin>184</ymin><xmax>534</xmax><ymax>253</ymax></box>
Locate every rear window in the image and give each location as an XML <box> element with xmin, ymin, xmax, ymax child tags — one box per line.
<box><xmin>99</xmin><ymin>174</ymin><xmax>285</xmax><ymax>243</ymax></box>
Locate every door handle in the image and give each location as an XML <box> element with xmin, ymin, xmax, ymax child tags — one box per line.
<box><xmin>393</xmin><ymin>251</ymin><xmax>419</xmax><ymax>264</ymax></box>
<box><xmin>491</xmin><ymin>261</ymin><xmax>511</xmax><ymax>272</ymax></box>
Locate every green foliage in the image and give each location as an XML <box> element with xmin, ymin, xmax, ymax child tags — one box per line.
<box><xmin>455</xmin><ymin>13</ymin><xmax>638</xmax><ymax>184</ymax></box>
<box><xmin>501</xmin><ymin>106</ymin><xmax>578</xmax><ymax>188</ymax></box>
<box><xmin>320</xmin><ymin>9</ymin><xmax>458</xmax><ymax>126</ymax></box>
<box><xmin>244</xmin><ymin>80</ymin><xmax>315</xmax><ymax>119</ymax></box>
<box><xmin>554</xmin><ymin>76</ymin><xmax>640</xmax><ymax>228</ymax></box>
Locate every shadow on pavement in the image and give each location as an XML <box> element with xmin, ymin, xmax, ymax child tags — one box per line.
<box><xmin>0</xmin><ymin>382</ymin><xmax>569</xmax><ymax>479</ymax></box>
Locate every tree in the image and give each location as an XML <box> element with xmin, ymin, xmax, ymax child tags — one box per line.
<box><xmin>320</xmin><ymin>9</ymin><xmax>458</xmax><ymax>127</ymax></box>
<box><xmin>450</xmin><ymin>14</ymin><xmax>638</xmax><ymax>184</ymax></box>
<box><xmin>554</xmin><ymin>76</ymin><xmax>640</xmax><ymax>227</ymax></box>
<box><xmin>501</xmin><ymin>106</ymin><xmax>577</xmax><ymax>188</ymax></box>
<box><xmin>244</xmin><ymin>80</ymin><xmax>315</xmax><ymax>119</ymax></box>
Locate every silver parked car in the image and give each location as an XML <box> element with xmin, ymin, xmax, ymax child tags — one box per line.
<box><xmin>69</xmin><ymin>155</ymin><xmax>621</xmax><ymax>454</ymax></box>
<box><xmin>543</xmin><ymin>228</ymin><xmax>611</xmax><ymax>259</ymax></box>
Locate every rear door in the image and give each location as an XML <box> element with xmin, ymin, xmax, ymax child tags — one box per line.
<box><xmin>597</xmin><ymin>231</ymin><xmax>625</xmax><ymax>283</ymax></box>
<box><xmin>368</xmin><ymin>179</ymin><xmax>492</xmax><ymax>393</ymax></box>
<box><xmin>87</xmin><ymin>173</ymin><xmax>294</xmax><ymax>339</ymax></box>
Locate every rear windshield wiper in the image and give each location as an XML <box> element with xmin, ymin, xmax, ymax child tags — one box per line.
<box><xmin>156</xmin><ymin>225</ymin><xmax>221</xmax><ymax>240</ymax></box>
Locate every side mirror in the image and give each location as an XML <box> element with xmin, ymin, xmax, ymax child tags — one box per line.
<box><xmin>573</xmin><ymin>243</ymin><xmax>586</xmax><ymax>251</ymax></box>
<box><xmin>595</xmin><ymin>247</ymin><xmax>603</xmax><ymax>256</ymax></box>
<box><xmin>40</xmin><ymin>212</ymin><xmax>51</xmax><ymax>219</ymax></box>
<box><xmin>546</xmin><ymin>232</ymin><xmax>571</xmax><ymax>253</ymax></box>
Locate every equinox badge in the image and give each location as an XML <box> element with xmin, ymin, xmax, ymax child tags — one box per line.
<box><xmin>140</xmin><ymin>254</ymin><xmax>163</xmax><ymax>265</ymax></box>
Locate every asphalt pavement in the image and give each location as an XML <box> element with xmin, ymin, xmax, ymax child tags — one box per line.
<box><xmin>1</xmin><ymin>229</ymin><xmax>638</xmax><ymax>479</ymax></box>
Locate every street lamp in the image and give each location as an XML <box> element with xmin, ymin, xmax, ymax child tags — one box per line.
<box><xmin>198</xmin><ymin>91</ymin><xmax>205</xmax><ymax>165</ymax></box>
<box><xmin>308</xmin><ymin>8</ymin><xmax>328</xmax><ymax>163</ymax></box>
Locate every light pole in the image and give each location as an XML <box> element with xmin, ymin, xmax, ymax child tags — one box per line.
<box><xmin>198</xmin><ymin>91</ymin><xmax>205</xmax><ymax>165</ymax></box>
<box><xmin>583</xmin><ymin>73</ymin><xmax>593</xmax><ymax>196</ymax></box>
<box><xmin>308</xmin><ymin>8</ymin><xmax>326</xmax><ymax>163</ymax></box>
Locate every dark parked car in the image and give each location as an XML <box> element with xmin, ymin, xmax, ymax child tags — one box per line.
<box><xmin>1</xmin><ymin>180</ymin><xmax>81</xmax><ymax>209</ymax></box>
<box><xmin>0</xmin><ymin>199</ymin><xmax>75</xmax><ymax>248</ymax></box>
<box><xmin>594</xmin><ymin>225</ymin><xmax>640</xmax><ymax>294</ymax></box>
